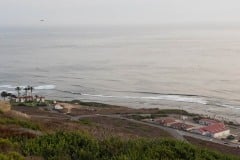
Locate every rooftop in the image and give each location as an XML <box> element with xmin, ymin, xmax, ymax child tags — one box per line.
<box><xmin>199</xmin><ymin>123</ymin><xmax>228</xmax><ymax>134</ymax></box>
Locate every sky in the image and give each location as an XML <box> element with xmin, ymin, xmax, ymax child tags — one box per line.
<box><xmin>1</xmin><ymin>0</ymin><xmax>240</xmax><ymax>27</ymax></box>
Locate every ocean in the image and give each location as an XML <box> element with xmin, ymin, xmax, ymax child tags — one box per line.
<box><xmin>1</xmin><ymin>25</ymin><xmax>240</xmax><ymax>117</ymax></box>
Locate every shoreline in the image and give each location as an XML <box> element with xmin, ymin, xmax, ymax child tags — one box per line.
<box><xmin>60</xmin><ymin>99</ymin><xmax>240</xmax><ymax>125</ymax></box>
<box><xmin>3</xmin><ymin>96</ymin><xmax>240</xmax><ymax>124</ymax></box>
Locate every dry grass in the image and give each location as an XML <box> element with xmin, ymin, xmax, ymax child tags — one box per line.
<box><xmin>0</xmin><ymin>125</ymin><xmax>37</xmax><ymax>138</ymax></box>
<box><xmin>69</xmin><ymin>106</ymin><xmax>160</xmax><ymax>116</ymax></box>
<box><xmin>0</xmin><ymin>101</ymin><xmax>11</xmax><ymax>112</ymax></box>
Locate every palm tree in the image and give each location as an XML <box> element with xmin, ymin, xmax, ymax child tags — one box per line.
<box><xmin>30</xmin><ymin>86</ymin><xmax>34</xmax><ymax>97</ymax></box>
<box><xmin>15</xmin><ymin>87</ymin><xmax>21</xmax><ymax>97</ymax></box>
<box><xmin>24</xmin><ymin>87</ymin><xmax>28</xmax><ymax>96</ymax></box>
<box><xmin>1</xmin><ymin>91</ymin><xmax>8</xmax><ymax>100</ymax></box>
<box><xmin>7</xmin><ymin>93</ymin><xmax>12</xmax><ymax>100</ymax></box>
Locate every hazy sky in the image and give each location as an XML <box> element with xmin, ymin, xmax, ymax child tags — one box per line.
<box><xmin>1</xmin><ymin>0</ymin><xmax>240</xmax><ymax>26</ymax></box>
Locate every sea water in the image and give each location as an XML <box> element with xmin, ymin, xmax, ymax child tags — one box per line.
<box><xmin>1</xmin><ymin>25</ymin><xmax>240</xmax><ymax>114</ymax></box>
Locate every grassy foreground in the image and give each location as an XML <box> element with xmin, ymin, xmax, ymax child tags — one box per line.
<box><xmin>0</xmin><ymin>132</ymin><xmax>237</xmax><ymax>160</ymax></box>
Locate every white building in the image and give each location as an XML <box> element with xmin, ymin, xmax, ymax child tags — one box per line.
<box><xmin>54</xmin><ymin>104</ymin><xmax>63</xmax><ymax>110</ymax></box>
<box><xmin>192</xmin><ymin>123</ymin><xmax>230</xmax><ymax>138</ymax></box>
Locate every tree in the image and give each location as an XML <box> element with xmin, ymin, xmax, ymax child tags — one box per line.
<box><xmin>6</xmin><ymin>93</ymin><xmax>13</xmax><ymax>100</ymax></box>
<box><xmin>1</xmin><ymin>91</ymin><xmax>8</xmax><ymax>100</ymax></box>
<box><xmin>30</xmin><ymin>86</ymin><xmax>34</xmax><ymax>97</ymax></box>
<box><xmin>15</xmin><ymin>87</ymin><xmax>21</xmax><ymax>97</ymax></box>
<box><xmin>24</xmin><ymin>86</ymin><xmax>30</xmax><ymax>96</ymax></box>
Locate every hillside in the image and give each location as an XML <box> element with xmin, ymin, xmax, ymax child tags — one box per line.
<box><xmin>0</xmin><ymin>101</ymin><xmax>239</xmax><ymax>159</ymax></box>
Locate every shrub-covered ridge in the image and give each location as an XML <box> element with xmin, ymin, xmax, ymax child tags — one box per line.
<box><xmin>18</xmin><ymin>132</ymin><xmax>240</xmax><ymax>160</ymax></box>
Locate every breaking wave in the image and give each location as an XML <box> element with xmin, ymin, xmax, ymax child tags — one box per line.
<box><xmin>215</xmin><ymin>103</ymin><xmax>240</xmax><ymax>110</ymax></box>
<box><xmin>34</xmin><ymin>85</ymin><xmax>56</xmax><ymax>90</ymax></box>
<box><xmin>0</xmin><ymin>85</ymin><xmax>16</xmax><ymax>89</ymax></box>
<box><xmin>80</xmin><ymin>93</ymin><xmax>208</xmax><ymax>105</ymax></box>
<box><xmin>0</xmin><ymin>84</ymin><xmax>56</xmax><ymax>90</ymax></box>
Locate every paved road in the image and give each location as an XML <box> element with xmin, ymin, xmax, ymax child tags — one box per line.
<box><xmin>71</xmin><ymin>114</ymin><xmax>240</xmax><ymax>148</ymax></box>
<box><xmin>72</xmin><ymin>114</ymin><xmax>185</xmax><ymax>141</ymax></box>
<box><xmin>177</xmin><ymin>130</ymin><xmax>240</xmax><ymax>148</ymax></box>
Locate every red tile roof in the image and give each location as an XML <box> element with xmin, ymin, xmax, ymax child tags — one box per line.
<box><xmin>199</xmin><ymin>123</ymin><xmax>227</xmax><ymax>134</ymax></box>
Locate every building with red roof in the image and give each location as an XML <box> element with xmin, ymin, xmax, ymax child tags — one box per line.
<box><xmin>192</xmin><ymin>122</ymin><xmax>230</xmax><ymax>138</ymax></box>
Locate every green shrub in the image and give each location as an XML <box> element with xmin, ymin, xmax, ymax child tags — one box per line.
<box><xmin>21</xmin><ymin>132</ymin><xmax>99</xmax><ymax>160</ymax></box>
<box><xmin>158</xmin><ymin>109</ymin><xmax>195</xmax><ymax>116</ymax></box>
<box><xmin>0</xmin><ymin>139</ymin><xmax>14</xmax><ymax>153</ymax></box>
<box><xmin>227</xmin><ymin>135</ymin><xmax>235</xmax><ymax>140</ymax></box>
<box><xmin>5</xmin><ymin>152</ymin><xmax>24</xmax><ymax>160</ymax></box>
<box><xmin>0</xmin><ymin>117</ymin><xmax>40</xmax><ymax>130</ymax></box>
<box><xmin>19</xmin><ymin>132</ymin><xmax>240</xmax><ymax>160</ymax></box>
<box><xmin>78</xmin><ymin>119</ymin><xmax>94</xmax><ymax>126</ymax></box>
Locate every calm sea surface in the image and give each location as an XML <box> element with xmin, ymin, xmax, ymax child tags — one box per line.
<box><xmin>1</xmin><ymin>26</ymin><xmax>240</xmax><ymax>112</ymax></box>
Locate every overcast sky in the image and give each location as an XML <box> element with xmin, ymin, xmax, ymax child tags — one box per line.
<box><xmin>1</xmin><ymin>0</ymin><xmax>240</xmax><ymax>26</ymax></box>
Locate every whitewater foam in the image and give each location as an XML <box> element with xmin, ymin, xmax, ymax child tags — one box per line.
<box><xmin>141</xmin><ymin>95</ymin><xmax>207</xmax><ymax>105</ymax></box>
<box><xmin>0</xmin><ymin>85</ymin><xmax>16</xmax><ymax>89</ymax></box>
<box><xmin>81</xmin><ymin>93</ymin><xmax>207</xmax><ymax>105</ymax></box>
<box><xmin>216</xmin><ymin>103</ymin><xmax>240</xmax><ymax>110</ymax></box>
<box><xmin>34</xmin><ymin>85</ymin><xmax>56</xmax><ymax>90</ymax></box>
<box><xmin>0</xmin><ymin>84</ymin><xmax>56</xmax><ymax>90</ymax></box>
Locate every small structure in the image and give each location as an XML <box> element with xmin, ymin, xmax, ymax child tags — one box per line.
<box><xmin>36</xmin><ymin>96</ymin><xmax>45</xmax><ymax>103</ymax></box>
<box><xmin>20</xmin><ymin>97</ymin><xmax>25</xmax><ymax>103</ymax></box>
<box><xmin>54</xmin><ymin>104</ymin><xmax>63</xmax><ymax>110</ymax></box>
<box><xmin>181</xmin><ymin>115</ymin><xmax>188</xmax><ymax>121</ymax></box>
<box><xmin>36</xmin><ymin>96</ymin><xmax>41</xmax><ymax>102</ymax></box>
<box><xmin>170</xmin><ymin>122</ymin><xmax>195</xmax><ymax>131</ymax></box>
<box><xmin>155</xmin><ymin>118</ymin><xmax>176</xmax><ymax>127</ymax></box>
<box><xmin>40</xmin><ymin>97</ymin><xmax>45</xmax><ymax>102</ymax></box>
<box><xmin>15</xmin><ymin>96</ymin><xmax>33</xmax><ymax>102</ymax></box>
<box><xmin>26</xmin><ymin>96</ymin><xmax>34</xmax><ymax>102</ymax></box>
<box><xmin>192</xmin><ymin>123</ymin><xmax>230</xmax><ymax>138</ymax></box>
<box><xmin>199</xmin><ymin>118</ymin><xmax>219</xmax><ymax>126</ymax></box>
<box><xmin>15</xmin><ymin>97</ymin><xmax>20</xmax><ymax>103</ymax></box>
<box><xmin>15</xmin><ymin>95</ymin><xmax>45</xmax><ymax>103</ymax></box>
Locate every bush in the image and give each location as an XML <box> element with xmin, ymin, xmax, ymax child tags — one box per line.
<box><xmin>227</xmin><ymin>135</ymin><xmax>235</xmax><ymax>140</ymax></box>
<box><xmin>0</xmin><ymin>117</ymin><xmax>40</xmax><ymax>130</ymax></box>
<box><xmin>19</xmin><ymin>132</ymin><xmax>240</xmax><ymax>160</ymax></box>
<box><xmin>158</xmin><ymin>109</ymin><xmax>196</xmax><ymax>116</ymax></box>
<box><xmin>21</xmin><ymin>132</ymin><xmax>99</xmax><ymax>160</ymax></box>
<box><xmin>5</xmin><ymin>152</ymin><xmax>24</xmax><ymax>160</ymax></box>
<box><xmin>0</xmin><ymin>139</ymin><xmax>15</xmax><ymax>153</ymax></box>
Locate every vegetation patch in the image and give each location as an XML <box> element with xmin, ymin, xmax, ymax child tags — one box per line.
<box><xmin>66</xmin><ymin>100</ymin><xmax>117</xmax><ymax>108</ymax></box>
<box><xmin>0</xmin><ymin>152</ymin><xmax>24</xmax><ymax>160</ymax></box>
<box><xmin>0</xmin><ymin>116</ymin><xmax>40</xmax><ymax>131</ymax></box>
<box><xmin>157</xmin><ymin>109</ymin><xmax>196</xmax><ymax>116</ymax></box>
<box><xmin>127</xmin><ymin>114</ymin><xmax>151</xmax><ymax>120</ymax></box>
<box><xmin>18</xmin><ymin>132</ymin><xmax>239</xmax><ymax>160</ymax></box>
<box><xmin>78</xmin><ymin>119</ymin><xmax>95</xmax><ymax>126</ymax></box>
<box><xmin>10</xmin><ymin>101</ymin><xmax>48</xmax><ymax>107</ymax></box>
<box><xmin>0</xmin><ymin>101</ymin><xmax>11</xmax><ymax>113</ymax></box>
<box><xmin>0</xmin><ymin>138</ymin><xmax>24</xmax><ymax>160</ymax></box>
